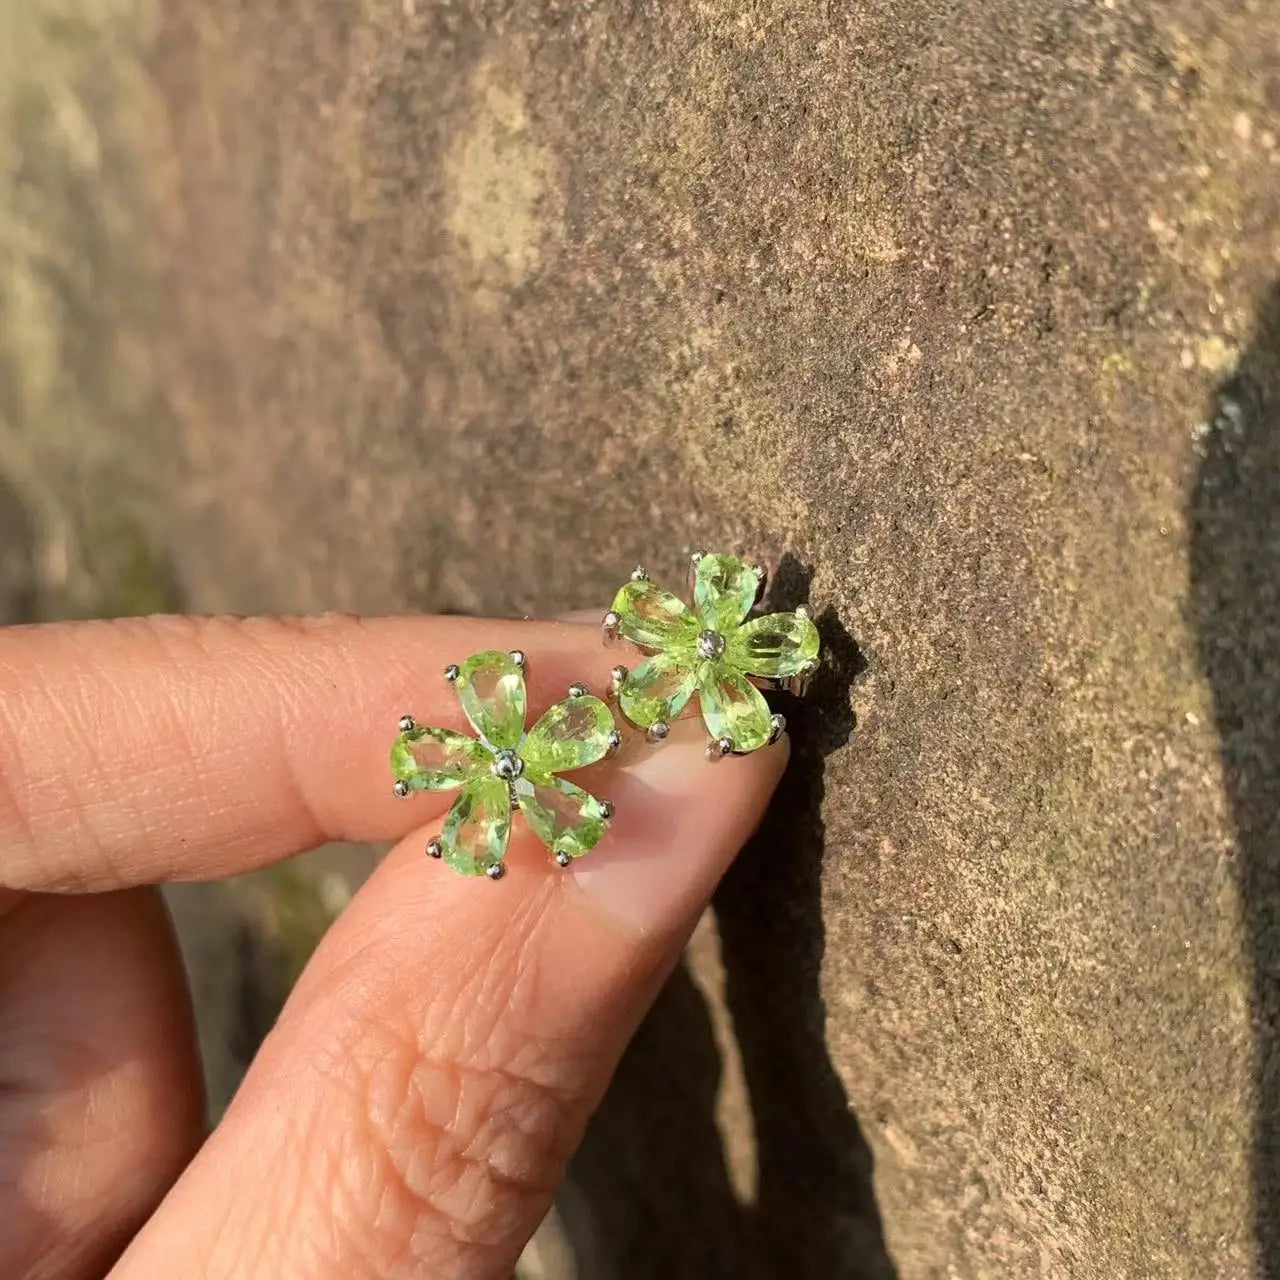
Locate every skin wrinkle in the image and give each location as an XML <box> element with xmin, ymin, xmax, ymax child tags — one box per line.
<box><xmin>237</xmin><ymin>902</ymin><xmax>586</xmax><ymax>1276</ymax></box>
<box><xmin>297</xmin><ymin>1035</ymin><xmax>534</xmax><ymax>1276</ymax></box>
<box><xmin>457</xmin><ymin>902</ymin><xmax>543</xmax><ymax>1057</ymax></box>
<box><xmin>0</xmin><ymin>614</ymin><xmax>340</xmax><ymax>889</ymax></box>
<box><xmin>0</xmin><ymin>625</ymin><xmax>173</xmax><ymax>888</ymax></box>
<box><xmin>0</xmin><ymin>703</ymin><xmax>36</xmax><ymax>860</ymax></box>
<box><xmin>184</xmin><ymin>616</ymin><xmax>343</xmax><ymax>837</ymax></box>
<box><xmin>150</xmin><ymin>616</ymin><xmax>333</xmax><ymax>861</ymax></box>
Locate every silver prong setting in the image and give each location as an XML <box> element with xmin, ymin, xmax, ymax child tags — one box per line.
<box><xmin>787</xmin><ymin>657</ymin><xmax>820</xmax><ymax>697</ymax></box>
<box><xmin>768</xmin><ymin>713</ymin><xmax>786</xmax><ymax>745</ymax></box>
<box><xmin>486</xmin><ymin>862</ymin><xmax>507</xmax><ymax>881</ymax></box>
<box><xmin>610</xmin><ymin>665</ymin><xmax>629</xmax><ymax>697</ymax></box>
<box><xmin>393</xmin><ymin>779</ymin><xmax>410</xmax><ymax>798</ymax></box>
<box><xmin>508</xmin><ymin>649</ymin><xmax>526</xmax><ymax>668</ymax></box>
<box><xmin>688</xmin><ymin>549</ymin><xmax>706</xmax><ymax>592</ymax></box>
<box><xmin>646</xmin><ymin>721</ymin><xmax>670</xmax><ymax>744</ymax></box>
<box><xmin>599</xmin><ymin>799</ymin><xmax>616</xmax><ymax>820</ymax></box>
<box><xmin>491</xmin><ymin>749</ymin><xmax>524</xmax><ymax>781</ymax></box>
<box><xmin>555</xmin><ymin>850</ymin><xmax>572</xmax><ymax>868</ymax></box>
<box><xmin>602</xmin><ymin>610</ymin><xmax>621</xmax><ymax>645</ymax></box>
<box><xmin>606</xmin><ymin>728</ymin><xmax>623</xmax><ymax>755</ymax></box>
<box><xmin>696</xmin><ymin>629</ymin><xmax>727</xmax><ymax>661</ymax></box>
<box><xmin>426</xmin><ymin>838</ymin><xmax>442</xmax><ymax>858</ymax></box>
<box><xmin>567</xmin><ymin>681</ymin><xmax>589</xmax><ymax>699</ymax></box>
<box><xmin>630</xmin><ymin>565</ymin><xmax>649</xmax><ymax>583</ymax></box>
<box><xmin>444</xmin><ymin>663</ymin><xmax>460</xmax><ymax>683</ymax></box>
<box><xmin>794</xmin><ymin>603</ymin><xmax>811</xmax><ymax>619</ymax></box>
<box><xmin>751</xmin><ymin>563</ymin><xmax>768</xmax><ymax>604</ymax></box>
<box><xmin>707</xmin><ymin>735</ymin><xmax>734</xmax><ymax>761</ymax></box>
<box><xmin>398</xmin><ymin>714</ymin><xmax>416</xmax><ymax>734</ymax></box>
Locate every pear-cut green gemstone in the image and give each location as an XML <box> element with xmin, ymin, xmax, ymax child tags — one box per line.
<box><xmin>454</xmin><ymin>650</ymin><xmax>526</xmax><ymax>749</ymax></box>
<box><xmin>698</xmin><ymin>662</ymin><xmax>774</xmax><ymax>753</ymax></box>
<box><xmin>610</xmin><ymin>579</ymin><xmax>699</xmax><ymax>651</ymax></box>
<box><xmin>726</xmin><ymin>611</ymin><xmax>821</xmax><ymax>678</ymax></box>
<box><xmin>694</xmin><ymin>553</ymin><xmax>762</xmax><ymax>632</ymax></box>
<box><xmin>618</xmin><ymin>650</ymin><xmax>698</xmax><ymax>728</ymax></box>
<box><xmin>440</xmin><ymin>775</ymin><xmax>512</xmax><ymax>875</ymax></box>
<box><xmin>391</xmin><ymin>725</ymin><xmax>490</xmax><ymax>791</ymax></box>
<box><xmin>515</xmin><ymin>775</ymin><xmax>610</xmax><ymax>859</ymax></box>
<box><xmin>523</xmin><ymin>696</ymin><xmax>615</xmax><ymax>776</ymax></box>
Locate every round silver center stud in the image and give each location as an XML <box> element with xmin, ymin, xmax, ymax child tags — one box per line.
<box><xmin>491</xmin><ymin>749</ymin><xmax>524</xmax><ymax>781</ymax></box>
<box><xmin>697</xmin><ymin>629</ymin><xmax>727</xmax><ymax>661</ymax></box>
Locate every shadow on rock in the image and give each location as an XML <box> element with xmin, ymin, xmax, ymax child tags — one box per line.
<box><xmin>566</xmin><ymin>554</ymin><xmax>896</xmax><ymax>1279</ymax></box>
<box><xmin>715</xmin><ymin>553</ymin><xmax>895</xmax><ymax>1278</ymax></box>
<box><xmin>1189</xmin><ymin>281</ymin><xmax>1280</xmax><ymax>1275</ymax></box>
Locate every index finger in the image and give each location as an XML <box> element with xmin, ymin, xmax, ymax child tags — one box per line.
<box><xmin>0</xmin><ymin>613</ymin><xmax>618</xmax><ymax>892</ymax></box>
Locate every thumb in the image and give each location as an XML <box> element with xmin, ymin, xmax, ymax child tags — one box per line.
<box><xmin>111</xmin><ymin>719</ymin><xmax>787</xmax><ymax>1280</ymax></box>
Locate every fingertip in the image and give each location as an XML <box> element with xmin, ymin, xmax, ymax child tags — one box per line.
<box><xmin>568</xmin><ymin>718</ymin><xmax>789</xmax><ymax>940</ymax></box>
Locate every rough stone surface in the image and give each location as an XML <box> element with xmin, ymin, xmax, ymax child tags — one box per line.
<box><xmin>4</xmin><ymin>0</ymin><xmax>1280</xmax><ymax>1276</ymax></box>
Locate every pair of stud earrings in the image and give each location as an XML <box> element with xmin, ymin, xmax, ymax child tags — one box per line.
<box><xmin>390</xmin><ymin>551</ymin><xmax>821</xmax><ymax>879</ymax></box>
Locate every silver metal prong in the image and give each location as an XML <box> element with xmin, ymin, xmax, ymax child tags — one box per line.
<box><xmin>697</xmin><ymin>629</ymin><xmax>727</xmax><ymax>661</ymax></box>
<box><xmin>491</xmin><ymin>749</ymin><xmax>524</xmax><ymax>781</ymax></box>
<box><xmin>751</xmin><ymin>563</ymin><xmax>768</xmax><ymax>604</ymax></box>
<box><xmin>599</xmin><ymin>799</ymin><xmax>616</xmax><ymax>820</ymax></box>
<box><xmin>555</xmin><ymin>850</ymin><xmax>572</xmax><ymax>868</ymax></box>
<box><xmin>398</xmin><ymin>714</ymin><xmax>416</xmax><ymax>734</ymax></box>
<box><xmin>688</xmin><ymin>550</ymin><xmax>706</xmax><ymax>592</ymax></box>
<box><xmin>787</xmin><ymin>657</ymin><xmax>820</xmax><ymax>697</ymax></box>
<box><xmin>444</xmin><ymin>663</ymin><xmax>460</xmax><ymax>683</ymax></box>
<box><xmin>794</xmin><ymin>603</ymin><xmax>811</xmax><ymax>619</ymax></box>
<box><xmin>610</xmin><ymin>665</ymin><xmax>629</xmax><ymax>697</ymax></box>
<box><xmin>646</xmin><ymin>721</ymin><xmax>670</xmax><ymax>744</ymax></box>
<box><xmin>630</xmin><ymin>565</ymin><xmax>649</xmax><ymax>582</ymax></box>
<box><xmin>768</xmin><ymin>713</ymin><xmax>786</xmax><ymax>745</ymax></box>
<box><xmin>426</xmin><ymin>838</ymin><xmax>442</xmax><ymax>858</ymax></box>
<box><xmin>393</xmin><ymin>779</ymin><xmax>411</xmax><ymax>798</ymax></box>
<box><xmin>568</xmin><ymin>681</ymin><xmax>589</xmax><ymax>699</ymax></box>
<box><xmin>707</xmin><ymin>735</ymin><xmax>734</xmax><ymax>761</ymax></box>
<box><xmin>602</xmin><ymin>610</ymin><xmax>622</xmax><ymax>645</ymax></box>
<box><xmin>486</xmin><ymin>862</ymin><xmax>507</xmax><ymax>881</ymax></box>
<box><xmin>606</xmin><ymin>728</ymin><xmax>623</xmax><ymax>755</ymax></box>
<box><xmin>508</xmin><ymin>649</ymin><xmax>526</xmax><ymax>667</ymax></box>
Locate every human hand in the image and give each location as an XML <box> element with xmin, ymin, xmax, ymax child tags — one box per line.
<box><xmin>0</xmin><ymin>613</ymin><xmax>786</xmax><ymax>1279</ymax></box>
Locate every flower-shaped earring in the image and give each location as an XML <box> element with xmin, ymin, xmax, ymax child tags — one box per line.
<box><xmin>391</xmin><ymin>650</ymin><xmax>621</xmax><ymax>879</ymax></box>
<box><xmin>603</xmin><ymin>552</ymin><xmax>820</xmax><ymax>758</ymax></box>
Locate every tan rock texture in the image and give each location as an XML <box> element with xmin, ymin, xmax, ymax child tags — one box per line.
<box><xmin>4</xmin><ymin>0</ymin><xmax>1280</xmax><ymax>1276</ymax></box>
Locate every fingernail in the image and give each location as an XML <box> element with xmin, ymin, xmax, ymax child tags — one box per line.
<box><xmin>572</xmin><ymin>719</ymin><xmax>788</xmax><ymax>938</ymax></box>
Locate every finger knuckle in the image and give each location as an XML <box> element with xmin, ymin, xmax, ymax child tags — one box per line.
<box><xmin>295</xmin><ymin>987</ymin><xmax>588</xmax><ymax>1278</ymax></box>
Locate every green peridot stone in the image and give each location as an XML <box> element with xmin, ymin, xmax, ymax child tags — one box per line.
<box><xmin>454</xmin><ymin>650</ymin><xmax>526</xmax><ymax>749</ymax></box>
<box><xmin>694</xmin><ymin>553</ymin><xmax>762</xmax><ymax>632</ymax></box>
<box><xmin>515</xmin><ymin>775</ymin><xmax>610</xmax><ymax>859</ymax></box>
<box><xmin>523</xmin><ymin>696</ymin><xmax>615</xmax><ymax>776</ymax></box>
<box><xmin>610</xmin><ymin>578</ymin><xmax>699</xmax><ymax>651</ymax></box>
<box><xmin>698</xmin><ymin>662</ymin><xmax>774</xmax><ymax>753</ymax></box>
<box><xmin>391</xmin><ymin>725</ymin><xmax>490</xmax><ymax>791</ymax></box>
<box><xmin>727</xmin><ymin>611</ymin><xmax>821</xmax><ymax>678</ymax></box>
<box><xmin>618</xmin><ymin>650</ymin><xmax>698</xmax><ymax>728</ymax></box>
<box><xmin>440</xmin><ymin>775</ymin><xmax>512</xmax><ymax>875</ymax></box>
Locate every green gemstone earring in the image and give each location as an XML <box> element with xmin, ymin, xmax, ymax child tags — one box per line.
<box><xmin>603</xmin><ymin>551</ymin><xmax>821</xmax><ymax>758</ymax></box>
<box><xmin>391</xmin><ymin>649</ymin><xmax>621</xmax><ymax>879</ymax></box>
